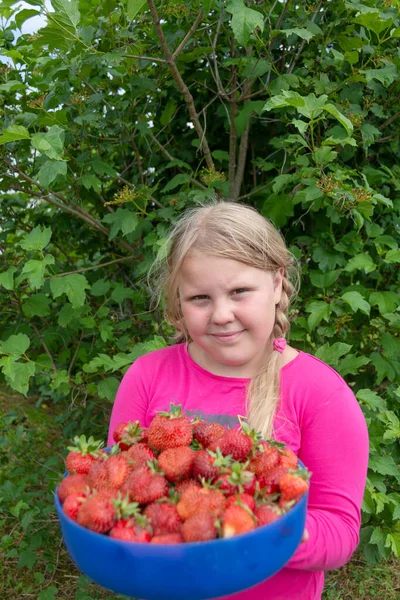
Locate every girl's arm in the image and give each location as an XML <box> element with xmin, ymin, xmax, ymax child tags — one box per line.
<box><xmin>287</xmin><ymin>384</ymin><xmax>369</xmax><ymax>571</ymax></box>
<box><xmin>107</xmin><ymin>359</ymin><xmax>149</xmax><ymax>446</ymax></box>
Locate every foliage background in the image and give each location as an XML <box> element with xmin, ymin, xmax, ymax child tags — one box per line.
<box><xmin>0</xmin><ymin>0</ymin><xmax>399</xmax><ymax>597</ymax></box>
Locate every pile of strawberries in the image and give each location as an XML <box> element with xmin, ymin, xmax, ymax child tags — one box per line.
<box><xmin>57</xmin><ymin>405</ymin><xmax>310</xmax><ymax>544</ymax></box>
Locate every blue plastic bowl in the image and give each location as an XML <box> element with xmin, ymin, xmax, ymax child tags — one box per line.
<box><xmin>55</xmin><ymin>467</ymin><xmax>308</xmax><ymax>600</ymax></box>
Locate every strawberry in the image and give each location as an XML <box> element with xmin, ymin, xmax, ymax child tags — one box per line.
<box><xmin>254</xmin><ymin>504</ymin><xmax>281</xmax><ymax>526</ymax></box>
<box><xmin>122</xmin><ymin>462</ymin><xmax>169</xmax><ymax>504</ymax></box>
<box><xmin>278</xmin><ymin>447</ymin><xmax>298</xmax><ymax>470</ymax></box>
<box><xmin>58</xmin><ymin>473</ymin><xmax>89</xmax><ymax>504</ymax></box>
<box><xmin>148</xmin><ymin>404</ymin><xmax>193</xmax><ymax>451</ymax></box>
<box><xmin>87</xmin><ymin>458</ymin><xmax>109</xmax><ymax>491</ymax></box>
<box><xmin>257</xmin><ymin>466</ymin><xmax>288</xmax><ymax>495</ymax></box>
<box><xmin>125</xmin><ymin>443</ymin><xmax>156</xmax><ymax>469</ymax></box>
<box><xmin>226</xmin><ymin>493</ymin><xmax>256</xmax><ymax>512</ymax></box>
<box><xmin>144</xmin><ymin>501</ymin><xmax>182</xmax><ymax>536</ymax></box>
<box><xmin>65</xmin><ymin>435</ymin><xmax>104</xmax><ymax>475</ymax></box>
<box><xmin>110</xmin><ymin>519</ymin><xmax>152</xmax><ymax>542</ymax></box>
<box><xmin>210</xmin><ymin>429</ymin><xmax>253</xmax><ymax>461</ymax></box>
<box><xmin>158</xmin><ymin>446</ymin><xmax>196</xmax><ymax>483</ymax></box>
<box><xmin>249</xmin><ymin>441</ymin><xmax>280</xmax><ymax>475</ymax></box>
<box><xmin>215</xmin><ymin>462</ymin><xmax>256</xmax><ymax>496</ymax></box>
<box><xmin>113</xmin><ymin>421</ymin><xmax>147</xmax><ymax>451</ymax></box>
<box><xmin>193</xmin><ymin>421</ymin><xmax>225</xmax><ymax>449</ymax></box>
<box><xmin>181</xmin><ymin>512</ymin><xmax>218</xmax><ymax>542</ymax></box>
<box><xmin>175</xmin><ymin>478</ymin><xmax>201</xmax><ymax>497</ymax></box>
<box><xmin>151</xmin><ymin>533</ymin><xmax>183</xmax><ymax>544</ymax></box>
<box><xmin>192</xmin><ymin>448</ymin><xmax>231</xmax><ymax>482</ymax></box>
<box><xmin>62</xmin><ymin>491</ymin><xmax>88</xmax><ymax>520</ymax></box>
<box><xmin>77</xmin><ymin>491</ymin><xmax>117</xmax><ymax>533</ymax></box>
<box><xmin>106</xmin><ymin>453</ymin><xmax>132</xmax><ymax>490</ymax></box>
<box><xmin>222</xmin><ymin>505</ymin><xmax>256</xmax><ymax>538</ymax></box>
<box><xmin>177</xmin><ymin>486</ymin><xmax>226</xmax><ymax>521</ymax></box>
<box><xmin>279</xmin><ymin>469</ymin><xmax>310</xmax><ymax>508</ymax></box>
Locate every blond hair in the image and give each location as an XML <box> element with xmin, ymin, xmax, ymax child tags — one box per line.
<box><xmin>152</xmin><ymin>200</ymin><xmax>299</xmax><ymax>439</ymax></box>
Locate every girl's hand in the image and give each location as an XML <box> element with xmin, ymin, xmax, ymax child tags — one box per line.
<box><xmin>301</xmin><ymin>529</ymin><xmax>309</xmax><ymax>543</ymax></box>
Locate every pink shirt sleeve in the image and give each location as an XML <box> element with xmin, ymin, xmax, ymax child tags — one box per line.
<box><xmin>107</xmin><ymin>359</ymin><xmax>149</xmax><ymax>446</ymax></box>
<box><xmin>286</xmin><ymin>384</ymin><xmax>369</xmax><ymax>571</ymax></box>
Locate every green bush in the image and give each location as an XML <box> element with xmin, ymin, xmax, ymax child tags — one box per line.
<box><xmin>0</xmin><ymin>0</ymin><xmax>399</xmax><ymax>581</ymax></box>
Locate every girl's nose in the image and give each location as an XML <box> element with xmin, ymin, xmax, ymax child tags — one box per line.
<box><xmin>211</xmin><ymin>300</ymin><xmax>235</xmax><ymax>325</ymax></box>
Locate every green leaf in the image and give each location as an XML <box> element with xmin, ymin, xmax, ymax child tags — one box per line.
<box><xmin>161</xmin><ymin>173</ymin><xmax>192</xmax><ymax>193</ymax></box>
<box><xmin>97</xmin><ymin>377</ymin><xmax>120</xmax><ymax>402</ymax></box>
<box><xmin>80</xmin><ymin>173</ymin><xmax>102</xmax><ymax>193</ymax></box>
<box><xmin>361</xmin><ymin>61</ymin><xmax>398</xmax><ymax>87</ymax></box>
<box><xmin>344</xmin><ymin>253</ymin><xmax>376</xmax><ymax>274</ymax></box>
<box><xmin>385</xmin><ymin>249</ymin><xmax>400</xmax><ymax>263</ymax></box>
<box><xmin>20</xmin><ymin>255</ymin><xmax>55</xmax><ymax>289</ymax></box>
<box><xmin>369</xmin><ymin>291</ymin><xmax>399</xmax><ymax>315</ymax></box>
<box><xmin>341</xmin><ymin>291</ymin><xmax>370</xmax><ymax>315</ymax></box>
<box><xmin>357</xmin><ymin>389</ymin><xmax>387</xmax><ymax>411</ymax></box>
<box><xmin>361</xmin><ymin>123</ymin><xmax>381</xmax><ymax>147</ymax></box>
<box><xmin>369</xmin><ymin>352</ymin><xmax>397</xmax><ymax>385</ymax></box>
<box><xmin>0</xmin><ymin>267</ymin><xmax>17</xmax><ymax>290</ymax></box>
<box><xmin>353</xmin><ymin>12</ymin><xmax>392</xmax><ymax>36</ymax></box>
<box><xmin>281</xmin><ymin>28</ymin><xmax>314</xmax><ymax>41</ymax></box>
<box><xmin>22</xmin><ymin>294</ymin><xmax>52</xmax><ymax>317</ymax></box>
<box><xmin>19</xmin><ymin>226</ymin><xmax>52</xmax><ymax>252</ymax></box>
<box><xmin>314</xmin><ymin>146</ymin><xmax>338</xmax><ymax>165</ymax></box>
<box><xmin>309</xmin><ymin>269</ymin><xmax>341</xmax><ymax>288</ymax></box>
<box><xmin>50</xmin><ymin>369</ymin><xmax>70</xmax><ymax>390</ymax></box>
<box><xmin>0</xmin><ymin>333</ymin><xmax>30</xmax><ymax>356</ymax></box>
<box><xmin>323</xmin><ymin>103</ymin><xmax>353</xmax><ymax>136</ymax></box>
<box><xmin>38</xmin><ymin>586</ymin><xmax>58</xmax><ymax>600</ymax></box>
<box><xmin>111</xmin><ymin>284</ymin><xmax>135</xmax><ymax>303</ymax></box>
<box><xmin>50</xmin><ymin>274</ymin><xmax>90</xmax><ymax>308</ymax></box>
<box><xmin>305</xmin><ymin>301</ymin><xmax>331</xmax><ymax>330</ymax></box>
<box><xmin>0</xmin><ymin>79</ymin><xmax>25</xmax><ymax>92</ymax></box>
<box><xmin>127</xmin><ymin>0</ymin><xmax>146</xmax><ymax>20</ymax></box>
<box><xmin>263</xmin><ymin>90</ymin><xmax>306</xmax><ymax>111</ymax></box>
<box><xmin>315</xmin><ymin>342</ymin><xmax>352</xmax><ymax>366</ymax></box>
<box><xmin>0</xmin><ymin>360</ymin><xmax>36</xmax><ymax>395</ymax></box>
<box><xmin>338</xmin><ymin>354</ymin><xmax>370</xmax><ymax>377</ymax></box>
<box><xmin>226</xmin><ymin>0</ymin><xmax>264</xmax><ymax>48</ymax></box>
<box><xmin>91</xmin><ymin>279</ymin><xmax>111</xmax><ymax>296</ymax></box>
<box><xmin>38</xmin><ymin>160</ymin><xmax>68</xmax><ymax>188</ymax></box>
<box><xmin>103</xmin><ymin>208</ymin><xmax>139</xmax><ymax>240</ymax></box>
<box><xmin>234</xmin><ymin>101</ymin><xmax>265</xmax><ymax>136</ymax></box>
<box><xmin>369</xmin><ymin>454</ymin><xmax>400</xmax><ymax>481</ymax></box>
<box><xmin>51</xmin><ymin>0</ymin><xmax>80</xmax><ymax>28</ymax></box>
<box><xmin>0</xmin><ymin>124</ymin><xmax>30</xmax><ymax>145</ymax></box>
<box><xmin>31</xmin><ymin>125</ymin><xmax>65</xmax><ymax>160</ymax></box>
<box><xmin>18</xmin><ymin>549</ymin><xmax>37</xmax><ymax>569</ymax></box>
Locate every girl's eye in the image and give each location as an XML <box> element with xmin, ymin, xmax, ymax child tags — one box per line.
<box><xmin>232</xmin><ymin>288</ymin><xmax>248</xmax><ymax>295</ymax></box>
<box><xmin>190</xmin><ymin>295</ymin><xmax>209</xmax><ymax>301</ymax></box>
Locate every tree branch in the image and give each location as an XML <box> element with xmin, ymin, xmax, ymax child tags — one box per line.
<box><xmin>31</xmin><ymin>322</ymin><xmax>57</xmax><ymax>372</ymax></box>
<box><xmin>146</xmin><ymin>0</ymin><xmax>215</xmax><ymax>171</ymax></box>
<box><xmin>172</xmin><ymin>10</ymin><xmax>204</xmax><ymax>59</ymax></box>
<box><xmin>46</xmin><ymin>256</ymin><xmax>133</xmax><ymax>279</ymax></box>
<box><xmin>287</xmin><ymin>0</ymin><xmax>322</xmax><ymax>74</ymax></box>
<box><xmin>378</xmin><ymin>110</ymin><xmax>400</xmax><ymax>131</ymax></box>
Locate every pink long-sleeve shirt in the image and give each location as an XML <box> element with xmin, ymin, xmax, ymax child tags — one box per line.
<box><xmin>108</xmin><ymin>344</ymin><xmax>369</xmax><ymax>600</ymax></box>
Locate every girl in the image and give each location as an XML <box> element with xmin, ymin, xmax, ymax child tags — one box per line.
<box><xmin>108</xmin><ymin>200</ymin><xmax>369</xmax><ymax>600</ymax></box>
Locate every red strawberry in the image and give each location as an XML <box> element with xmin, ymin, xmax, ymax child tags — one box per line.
<box><xmin>193</xmin><ymin>422</ymin><xmax>225</xmax><ymax>448</ymax></box>
<box><xmin>87</xmin><ymin>458</ymin><xmax>109</xmax><ymax>492</ymax></box>
<box><xmin>63</xmin><ymin>491</ymin><xmax>88</xmax><ymax>520</ymax></box>
<box><xmin>181</xmin><ymin>512</ymin><xmax>218</xmax><ymax>542</ymax></box>
<box><xmin>110</xmin><ymin>518</ymin><xmax>151</xmax><ymax>542</ymax></box>
<box><xmin>279</xmin><ymin>470</ymin><xmax>310</xmax><ymax>508</ymax></box>
<box><xmin>222</xmin><ymin>505</ymin><xmax>255</xmax><ymax>538</ymax></box>
<box><xmin>158</xmin><ymin>446</ymin><xmax>196</xmax><ymax>483</ymax></box>
<box><xmin>192</xmin><ymin>448</ymin><xmax>231</xmax><ymax>482</ymax></box>
<box><xmin>148</xmin><ymin>404</ymin><xmax>193</xmax><ymax>451</ymax></box>
<box><xmin>106</xmin><ymin>453</ymin><xmax>132</xmax><ymax>490</ymax></box>
<box><xmin>65</xmin><ymin>435</ymin><xmax>104</xmax><ymax>474</ymax></box>
<box><xmin>113</xmin><ymin>421</ymin><xmax>147</xmax><ymax>451</ymax></box>
<box><xmin>77</xmin><ymin>491</ymin><xmax>117</xmax><ymax>533</ymax></box>
<box><xmin>210</xmin><ymin>429</ymin><xmax>253</xmax><ymax>461</ymax></box>
<box><xmin>215</xmin><ymin>462</ymin><xmax>256</xmax><ymax>496</ymax></box>
<box><xmin>226</xmin><ymin>493</ymin><xmax>256</xmax><ymax>512</ymax></box>
<box><xmin>249</xmin><ymin>441</ymin><xmax>280</xmax><ymax>475</ymax></box>
<box><xmin>58</xmin><ymin>474</ymin><xmax>89</xmax><ymax>504</ymax></box>
<box><xmin>122</xmin><ymin>462</ymin><xmax>169</xmax><ymax>504</ymax></box>
<box><xmin>177</xmin><ymin>486</ymin><xmax>226</xmax><ymax>521</ymax></box>
<box><xmin>126</xmin><ymin>443</ymin><xmax>156</xmax><ymax>469</ymax></box>
<box><xmin>144</xmin><ymin>501</ymin><xmax>182</xmax><ymax>536</ymax></box>
<box><xmin>257</xmin><ymin>466</ymin><xmax>288</xmax><ymax>495</ymax></box>
<box><xmin>151</xmin><ymin>533</ymin><xmax>183</xmax><ymax>544</ymax></box>
<box><xmin>278</xmin><ymin>448</ymin><xmax>298</xmax><ymax>470</ymax></box>
<box><xmin>254</xmin><ymin>504</ymin><xmax>281</xmax><ymax>526</ymax></box>
<box><xmin>175</xmin><ymin>478</ymin><xmax>201</xmax><ymax>497</ymax></box>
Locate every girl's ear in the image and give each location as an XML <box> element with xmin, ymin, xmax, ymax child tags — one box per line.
<box><xmin>273</xmin><ymin>268</ymin><xmax>284</xmax><ymax>305</ymax></box>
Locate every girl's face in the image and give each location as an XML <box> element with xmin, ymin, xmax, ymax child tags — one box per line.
<box><xmin>178</xmin><ymin>253</ymin><xmax>283</xmax><ymax>378</ymax></box>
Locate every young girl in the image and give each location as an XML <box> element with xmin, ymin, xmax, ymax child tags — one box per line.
<box><xmin>108</xmin><ymin>201</ymin><xmax>369</xmax><ymax>600</ymax></box>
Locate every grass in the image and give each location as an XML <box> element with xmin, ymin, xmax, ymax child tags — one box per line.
<box><xmin>0</xmin><ymin>384</ymin><xmax>398</xmax><ymax>600</ymax></box>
